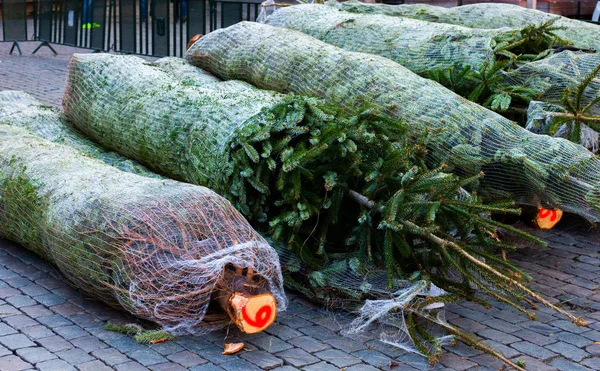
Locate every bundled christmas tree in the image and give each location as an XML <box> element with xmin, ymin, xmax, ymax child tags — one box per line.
<box><xmin>185</xmin><ymin>21</ymin><xmax>600</xmax><ymax>222</ymax></box>
<box><xmin>333</xmin><ymin>0</ymin><xmax>600</xmax><ymax>51</ymax></box>
<box><xmin>0</xmin><ymin>123</ymin><xmax>285</xmax><ymax>335</ymax></box>
<box><xmin>62</xmin><ymin>53</ymin><xmax>584</xmax><ymax>365</ymax></box>
<box><xmin>264</xmin><ymin>3</ymin><xmax>563</xmax><ymax>111</ymax></box>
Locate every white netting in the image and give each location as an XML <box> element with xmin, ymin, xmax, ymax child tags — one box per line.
<box><xmin>0</xmin><ymin>91</ymin><xmax>159</xmax><ymax>177</ymax></box>
<box><xmin>505</xmin><ymin>51</ymin><xmax>600</xmax><ymax>113</ymax></box>
<box><xmin>264</xmin><ymin>3</ymin><xmax>539</xmax><ymax>74</ymax></box>
<box><xmin>185</xmin><ymin>21</ymin><xmax>600</xmax><ymax>221</ymax></box>
<box><xmin>333</xmin><ymin>0</ymin><xmax>600</xmax><ymax>51</ymax></box>
<box><xmin>0</xmin><ymin>123</ymin><xmax>285</xmax><ymax>335</ymax></box>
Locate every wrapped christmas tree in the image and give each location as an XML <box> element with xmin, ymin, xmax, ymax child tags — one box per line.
<box><xmin>185</xmin><ymin>21</ymin><xmax>600</xmax><ymax>222</ymax></box>
<box><xmin>332</xmin><ymin>0</ymin><xmax>600</xmax><ymax>51</ymax></box>
<box><xmin>0</xmin><ymin>123</ymin><xmax>285</xmax><ymax>335</ymax></box>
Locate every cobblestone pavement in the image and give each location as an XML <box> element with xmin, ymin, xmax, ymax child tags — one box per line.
<box><xmin>1</xmin><ymin>42</ymin><xmax>599</xmax><ymax>371</ymax></box>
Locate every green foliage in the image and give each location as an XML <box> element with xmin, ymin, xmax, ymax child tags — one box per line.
<box><xmin>224</xmin><ymin>102</ymin><xmax>550</xmax><ymax>358</ymax></box>
<box><xmin>105</xmin><ymin>323</ymin><xmax>175</xmax><ymax>344</ymax></box>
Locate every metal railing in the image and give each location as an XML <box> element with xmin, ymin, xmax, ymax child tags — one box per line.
<box><xmin>1</xmin><ymin>0</ymin><xmax>263</xmax><ymax>56</ymax></box>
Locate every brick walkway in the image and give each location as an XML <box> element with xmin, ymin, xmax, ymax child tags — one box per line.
<box><xmin>1</xmin><ymin>41</ymin><xmax>599</xmax><ymax>371</ymax></box>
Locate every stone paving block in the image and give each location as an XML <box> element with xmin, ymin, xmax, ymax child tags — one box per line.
<box><xmin>288</xmin><ymin>335</ymin><xmax>330</xmax><ymax>353</ymax></box>
<box><xmin>345</xmin><ymin>364</ymin><xmax>381</xmax><ymax>371</ymax></box>
<box><xmin>276</xmin><ymin>315</ymin><xmax>313</xmax><ymax>329</ymax></box>
<box><xmin>37</xmin><ymin>335</ymin><xmax>74</xmax><ymax>352</ymax></box>
<box><xmin>76</xmin><ymin>360</ymin><xmax>113</xmax><ymax>371</ymax></box>
<box><xmin>34</xmin><ymin>293</ymin><xmax>65</xmax><ymax>307</ymax></box>
<box><xmin>485</xmin><ymin>318</ymin><xmax>523</xmax><ymax>333</ymax></box>
<box><xmin>0</xmin><ymin>333</ymin><xmax>36</xmax><ymax>350</ymax></box>
<box><xmin>585</xmin><ymin>343</ymin><xmax>600</xmax><ymax>356</ymax></box>
<box><xmin>512</xmin><ymin>329</ymin><xmax>557</xmax><ymax>346</ymax></box>
<box><xmin>114</xmin><ymin>361</ymin><xmax>151</xmax><ymax>371</ymax></box>
<box><xmin>148</xmin><ymin>341</ymin><xmax>185</xmax><ymax>356</ymax></box>
<box><xmin>220</xmin><ymin>358</ymin><xmax>262</xmax><ymax>371</ymax></box>
<box><xmin>439</xmin><ymin>353</ymin><xmax>478</xmax><ymax>371</ymax></box>
<box><xmin>66</xmin><ymin>314</ymin><xmax>102</xmax><ymax>328</ymax></box>
<box><xmin>51</xmin><ymin>303</ymin><xmax>84</xmax><ymax>316</ymax></box>
<box><xmin>511</xmin><ymin>341</ymin><xmax>556</xmax><ymax>360</ymax></box>
<box><xmin>394</xmin><ymin>352</ymin><xmax>431</xmax><ymax>371</ymax></box>
<box><xmin>445</xmin><ymin>340</ymin><xmax>483</xmax><ymax>358</ymax></box>
<box><xmin>37</xmin><ymin>314</ymin><xmax>73</xmax><ymax>328</ymax></box>
<box><xmin>35</xmin><ymin>278</ymin><xmax>66</xmax><ymax>291</ymax></box>
<box><xmin>272</xmin><ymin>367</ymin><xmax>297</xmax><ymax>371</ymax></box>
<box><xmin>510</xmin><ymin>355</ymin><xmax>558</xmax><ymax>371</ymax></box>
<box><xmin>477</xmin><ymin>328</ymin><xmax>521</xmax><ymax>344</ymax></box>
<box><xmin>0</xmin><ymin>355</ymin><xmax>32</xmax><ymax>371</ymax></box>
<box><xmin>0</xmin><ymin>322</ymin><xmax>18</xmax><ymax>336</ymax></box>
<box><xmin>550</xmin><ymin>319</ymin><xmax>592</xmax><ymax>334</ymax></box>
<box><xmin>5</xmin><ymin>277</ymin><xmax>33</xmax><ymax>289</ymax></box>
<box><xmin>554</xmin><ymin>331</ymin><xmax>594</xmax><ymax>347</ymax></box>
<box><xmin>127</xmin><ymin>348</ymin><xmax>168</xmax><ymax>366</ymax></box>
<box><xmin>16</xmin><ymin>346</ymin><xmax>57</xmax><ymax>364</ymax></box>
<box><xmin>166</xmin><ymin>350</ymin><xmax>207</xmax><ymax>367</ymax></box>
<box><xmin>105</xmin><ymin>335</ymin><xmax>146</xmax><ymax>353</ymax></box>
<box><xmin>483</xmin><ymin>340</ymin><xmax>521</xmax><ymax>359</ymax></box>
<box><xmin>92</xmin><ymin>347</ymin><xmax>130</xmax><ymax>366</ymax></box>
<box><xmin>351</xmin><ymin>349</ymin><xmax>392</xmax><ymax>368</ymax></box>
<box><xmin>297</xmin><ymin>326</ymin><xmax>338</xmax><ymax>341</ymax></box>
<box><xmin>5</xmin><ymin>295</ymin><xmax>37</xmax><ymax>308</ymax></box>
<box><xmin>196</xmin><ymin>346</ymin><xmax>238</xmax><ymax>365</ymax></box>
<box><xmin>276</xmin><ymin>348</ymin><xmax>320</xmax><ymax>367</ymax></box>
<box><xmin>239</xmin><ymin>351</ymin><xmax>282</xmax><ymax>370</ymax></box>
<box><xmin>314</xmin><ymin>348</ymin><xmax>362</xmax><ymax>367</ymax></box>
<box><xmin>174</xmin><ymin>335</ymin><xmax>213</xmax><ymax>353</ymax></box>
<box><xmin>20</xmin><ymin>305</ymin><xmax>53</xmax><ymax>318</ymax></box>
<box><xmin>581</xmin><ymin>357</ymin><xmax>600</xmax><ymax>370</ymax></box>
<box><xmin>189</xmin><ymin>364</ymin><xmax>225</xmax><ymax>371</ymax></box>
<box><xmin>545</xmin><ymin>341</ymin><xmax>589</xmax><ymax>362</ymax></box>
<box><xmin>3</xmin><ymin>314</ymin><xmax>38</xmax><ymax>330</ymax></box>
<box><xmin>302</xmin><ymin>361</ymin><xmax>340</xmax><ymax>371</ymax></box>
<box><xmin>327</xmin><ymin>337</ymin><xmax>368</xmax><ymax>353</ymax></box>
<box><xmin>524</xmin><ymin>322</ymin><xmax>560</xmax><ymax>336</ymax></box>
<box><xmin>468</xmin><ymin>353</ymin><xmax>505</xmax><ymax>370</ymax></box>
<box><xmin>53</xmin><ymin>325</ymin><xmax>88</xmax><ymax>340</ymax></box>
<box><xmin>0</xmin><ymin>344</ymin><xmax>12</xmax><ymax>357</ymax></box>
<box><xmin>36</xmin><ymin>358</ymin><xmax>77</xmax><ymax>371</ymax></box>
<box><xmin>52</xmin><ymin>287</ymin><xmax>81</xmax><ymax>301</ymax></box>
<box><xmin>56</xmin><ymin>348</ymin><xmax>95</xmax><ymax>365</ymax></box>
<box><xmin>247</xmin><ymin>335</ymin><xmax>293</xmax><ymax>353</ymax></box>
<box><xmin>549</xmin><ymin>357</ymin><xmax>592</xmax><ymax>371</ymax></box>
<box><xmin>72</xmin><ymin>335</ymin><xmax>108</xmax><ymax>352</ymax></box>
<box><xmin>19</xmin><ymin>284</ymin><xmax>50</xmax><ymax>297</ymax></box>
<box><xmin>0</xmin><ymin>304</ymin><xmax>21</xmax><ymax>317</ymax></box>
<box><xmin>449</xmin><ymin>316</ymin><xmax>487</xmax><ymax>333</ymax></box>
<box><xmin>265</xmin><ymin>324</ymin><xmax>302</xmax><ymax>341</ymax></box>
<box><xmin>149</xmin><ymin>363</ymin><xmax>188</xmax><ymax>371</ymax></box>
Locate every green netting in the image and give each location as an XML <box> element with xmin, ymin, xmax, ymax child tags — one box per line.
<box><xmin>185</xmin><ymin>21</ymin><xmax>600</xmax><ymax>221</ymax></box>
<box><xmin>264</xmin><ymin>3</ymin><xmax>556</xmax><ymax>75</ymax></box>
<box><xmin>0</xmin><ymin>123</ymin><xmax>285</xmax><ymax>334</ymax></box>
<box><xmin>332</xmin><ymin>0</ymin><xmax>600</xmax><ymax>51</ymax></box>
<box><xmin>0</xmin><ymin>91</ymin><xmax>158</xmax><ymax>177</ymax></box>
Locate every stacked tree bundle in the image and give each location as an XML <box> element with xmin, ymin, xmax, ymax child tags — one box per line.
<box><xmin>264</xmin><ymin>3</ymin><xmax>564</xmax><ymax>111</ymax></box>
<box><xmin>185</xmin><ymin>21</ymin><xmax>600</xmax><ymax>222</ymax></box>
<box><xmin>62</xmin><ymin>53</ymin><xmax>588</xmax><ymax>364</ymax></box>
<box><xmin>265</xmin><ymin>3</ymin><xmax>561</xmax><ymax>75</ymax></box>
<box><xmin>333</xmin><ymin>0</ymin><xmax>600</xmax><ymax>51</ymax></box>
<box><xmin>0</xmin><ymin>123</ymin><xmax>285</xmax><ymax>335</ymax></box>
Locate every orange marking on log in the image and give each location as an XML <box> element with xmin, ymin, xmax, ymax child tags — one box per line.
<box><xmin>242</xmin><ymin>304</ymin><xmax>272</xmax><ymax>329</ymax></box>
<box><xmin>538</xmin><ymin>208</ymin><xmax>557</xmax><ymax>222</ymax></box>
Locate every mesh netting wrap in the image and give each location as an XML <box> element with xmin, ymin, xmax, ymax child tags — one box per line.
<box><xmin>505</xmin><ymin>51</ymin><xmax>600</xmax><ymax>112</ymax></box>
<box><xmin>0</xmin><ymin>91</ymin><xmax>158</xmax><ymax>177</ymax></box>
<box><xmin>63</xmin><ymin>53</ymin><xmax>311</xmax><ymax>212</ymax></box>
<box><xmin>0</xmin><ymin>124</ymin><xmax>285</xmax><ymax>334</ymax></box>
<box><xmin>264</xmin><ymin>4</ymin><xmax>541</xmax><ymax>74</ymax></box>
<box><xmin>505</xmin><ymin>51</ymin><xmax>600</xmax><ymax>151</ymax></box>
<box><xmin>331</xmin><ymin>0</ymin><xmax>600</xmax><ymax>51</ymax></box>
<box><xmin>185</xmin><ymin>22</ymin><xmax>600</xmax><ymax>221</ymax></box>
